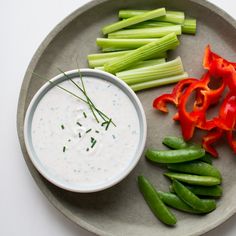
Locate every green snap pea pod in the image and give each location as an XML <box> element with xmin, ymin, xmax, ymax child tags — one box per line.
<box><xmin>145</xmin><ymin>148</ymin><xmax>205</xmax><ymax>163</ymax></box>
<box><xmin>138</xmin><ymin>176</ymin><xmax>177</xmax><ymax>225</ymax></box>
<box><xmin>162</xmin><ymin>136</ymin><xmax>189</xmax><ymax>149</ymax></box>
<box><xmin>172</xmin><ymin>180</ymin><xmax>216</xmax><ymax>212</ymax></box>
<box><xmin>169</xmin><ymin>184</ymin><xmax>222</xmax><ymax>198</ymax></box>
<box><xmin>200</xmin><ymin>153</ymin><xmax>213</xmax><ymax>165</ymax></box>
<box><xmin>164</xmin><ymin>172</ymin><xmax>221</xmax><ymax>186</ymax></box>
<box><xmin>157</xmin><ymin>191</ymin><xmax>216</xmax><ymax>214</ymax></box>
<box><xmin>157</xmin><ymin>191</ymin><xmax>201</xmax><ymax>214</ymax></box>
<box><xmin>167</xmin><ymin>161</ymin><xmax>222</xmax><ymax>179</ymax></box>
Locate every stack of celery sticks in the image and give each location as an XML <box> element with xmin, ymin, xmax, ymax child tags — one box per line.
<box><xmin>87</xmin><ymin>8</ymin><xmax>197</xmax><ymax>91</ymax></box>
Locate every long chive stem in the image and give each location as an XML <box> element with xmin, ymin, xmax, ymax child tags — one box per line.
<box><xmin>130</xmin><ymin>72</ymin><xmax>188</xmax><ymax>91</ymax></box>
<box><xmin>102</xmin><ymin>8</ymin><xmax>166</xmax><ymax>34</ymax></box>
<box><xmin>108</xmin><ymin>25</ymin><xmax>182</xmax><ymax>39</ymax></box>
<box><xmin>119</xmin><ymin>10</ymin><xmax>185</xmax><ymax>24</ymax></box>
<box><xmin>104</xmin><ymin>33</ymin><xmax>179</xmax><ymax>74</ymax></box>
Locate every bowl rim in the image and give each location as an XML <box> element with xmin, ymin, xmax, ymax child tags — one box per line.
<box><xmin>23</xmin><ymin>68</ymin><xmax>147</xmax><ymax>193</ymax></box>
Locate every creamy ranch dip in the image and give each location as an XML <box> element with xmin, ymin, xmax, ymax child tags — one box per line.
<box><xmin>31</xmin><ymin>76</ymin><xmax>140</xmax><ymax>188</ymax></box>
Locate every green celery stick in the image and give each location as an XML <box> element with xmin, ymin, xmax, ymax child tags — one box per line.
<box><xmin>88</xmin><ymin>51</ymin><xmax>166</xmax><ymax>68</ymax></box>
<box><xmin>119</xmin><ymin>10</ymin><xmax>185</xmax><ymax>24</ymax></box>
<box><xmin>108</xmin><ymin>25</ymin><xmax>182</xmax><ymax>39</ymax></box>
<box><xmin>127</xmin><ymin>21</ymin><xmax>174</xmax><ymax>29</ymax></box>
<box><xmin>96</xmin><ymin>38</ymin><xmax>160</xmax><ymax>49</ymax></box>
<box><xmin>117</xmin><ymin>57</ymin><xmax>184</xmax><ymax>84</ymax></box>
<box><xmin>95</xmin><ymin>58</ymin><xmax>165</xmax><ymax>71</ymax></box>
<box><xmin>130</xmin><ymin>72</ymin><xmax>188</xmax><ymax>92</ymax></box>
<box><xmin>182</xmin><ymin>18</ymin><xmax>197</xmax><ymax>34</ymax></box>
<box><xmin>104</xmin><ymin>33</ymin><xmax>179</xmax><ymax>74</ymax></box>
<box><xmin>102</xmin><ymin>8</ymin><xmax>166</xmax><ymax>34</ymax></box>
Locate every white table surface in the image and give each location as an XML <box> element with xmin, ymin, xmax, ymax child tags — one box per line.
<box><xmin>1</xmin><ymin>0</ymin><xmax>236</xmax><ymax>235</ymax></box>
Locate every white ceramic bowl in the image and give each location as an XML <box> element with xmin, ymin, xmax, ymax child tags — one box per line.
<box><xmin>24</xmin><ymin>69</ymin><xmax>147</xmax><ymax>192</ymax></box>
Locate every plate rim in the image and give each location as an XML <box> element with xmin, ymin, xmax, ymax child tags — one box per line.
<box><xmin>17</xmin><ymin>0</ymin><xmax>236</xmax><ymax>235</ymax></box>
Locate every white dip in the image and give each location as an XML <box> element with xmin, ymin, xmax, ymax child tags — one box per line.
<box><xmin>31</xmin><ymin>76</ymin><xmax>140</xmax><ymax>188</ymax></box>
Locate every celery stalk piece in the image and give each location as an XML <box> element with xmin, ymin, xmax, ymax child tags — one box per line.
<box><xmin>116</xmin><ymin>57</ymin><xmax>184</xmax><ymax>85</ymax></box>
<box><xmin>88</xmin><ymin>50</ymin><xmax>167</xmax><ymax>68</ymax></box>
<box><xmin>95</xmin><ymin>58</ymin><xmax>166</xmax><ymax>71</ymax></box>
<box><xmin>102</xmin><ymin>8</ymin><xmax>166</xmax><ymax>35</ymax></box>
<box><xmin>104</xmin><ymin>33</ymin><xmax>179</xmax><ymax>74</ymax></box>
<box><xmin>130</xmin><ymin>72</ymin><xmax>188</xmax><ymax>91</ymax></box>
<box><xmin>96</xmin><ymin>38</ymin><xmax>159</xmax><ymax>49</ymax></box>
<box><xmin>108</xmin><ymin>25</ymin><xmax>182</xmax><ymax>39</ymax></box>
<box><xmin>119</xmin><ymin>10</ymin><xmax>185</xmax><ymax>24</ymax></box>
<box><xmin>88</xmin><ymin>50</ymin><xmax>132</xmax><ymax>68</ymax></box>
<box><xmin>182</xmin><ymin>18</ymin><xmax>197</xmax><ymax>34</ymax></box>
<box><xmin>127</xmin><ymin>21</ymin><xmax>174</xmax><ymax>29</ymax></box>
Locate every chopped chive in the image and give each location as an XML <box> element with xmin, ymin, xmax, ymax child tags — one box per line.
<box><xmin>86</xmin><ymin>148</ymin><xmax>89</xmax><ymax>152</ymax></box>
<box><xmin>76</xmin><ymin>121</ymin><xmax>82</xmax><ymax>126</ymax></box>
<box><xmin>83</xmin><ymin>112</ymin><xmax>87</xmax><ymax>118</ymax></box>
<box><xmin>86</xmin><ymin>128</ymin><xmax>92</xmax><ymax>133</ymax></box>
<box><xmin>91</xmin><ymin>137</ymin><xmax>95</xmax><ymax>142</ymax></box>
<box><xmin>112</xmin><ymin>135</ymin><xmax>116</xmax><ymax>139</ymax></box>
<box><xmin>105</xmin><ymin>119</ymin><xmax>112</xmax><ymax>130</ymax></box>
<box><xmin>68</xmin><ymin>139</ymin><xmax>71</xmax><ymax>142</ymax></box>
<box><xmin>79</xmin><ymin>133</ymin><xmax>82</xmax><ymax>138</ymax></box>
<box><xmin>91</xmin><ymin>140</ymin><xmax>97</xmax><ymax>148</ymax></box>
<box><xmin>95</xmin><ymin>130</ymin><xmax>100</xmax><ymax>133</ymax></box>
<box><xmin>61</xmin><ymin>124</ymin><xmax>65</xmax><ymax>130</ymax></box>
<box><xmin>101</xmin><ymin>121</ymin><xmax>107</xmax><ymax>126</ymax></box>
<box><xmin>63</xmin><ymin>146</ymin><xmax>66</xmax><ymax>152</ymax></box>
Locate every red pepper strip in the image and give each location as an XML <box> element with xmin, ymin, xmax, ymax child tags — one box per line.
<box><xmin>202</xmin><ymin>129</ymin><xmax>224</xmax><ymax>157</ymax></box>
<box><xmin>213</xmin><ymin>93</ymin><xmax>236</xmax><ymax>131</ymax></box>
<box><xmin>178</xmin><ymin>73</ymin><xmax>211</xmax><ymax>140</ymax></box>
<box><xmin>226</xmin><ymin>131</ymin><xmax>236</xmax><ymax>153</ymax></box>
<box><xmin>203</xmin><ymin>45</ymin><xmax>236</xmax><ymax>70</ymax></box>
<box><xmin>153</xmin><ymin>78</ymin><xmax>197</xmax><ymax>112</ymax></box>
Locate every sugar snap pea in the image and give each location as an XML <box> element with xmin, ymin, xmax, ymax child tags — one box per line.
<box><xmin>162</xmin><ymin>136</ymin><xmax>189</xmax><ymax>149</ymax></box>
<box><xmin>164</xmin><ymin>172</ymin><xmax>221</xmax><ymax>186</ymax></box>
<box><xmin>172</xmin><ymin>180</ymin><xmax>216</xmax><ymax>212</ymax></box>
<box><xmin>157</xmin><ymin>191</ymin><xmax>216</xmax><ymax>214</ymax></box>
<box><xmin>145</xmin><ymin>148</ymin><xmax>205</xmax><ymax>163</ymax></box>
<box><xmin>167</xmin><ymin>161</ymin><xmax>222</xmax><ymax>179</ymax></box>
<box><xmin>169</xmin><ymin>184</ymin><xmax>222</xmax><ymax>198</ymax></box>
<box><xmin>138</xmin><ymin>176</ymin><xmax>177</xmax><ymax>225</ymax></box>
<box><xmin>200</xmin><ymin>153</ymin><xmax>213</xmax><ymax>164</ymax></box>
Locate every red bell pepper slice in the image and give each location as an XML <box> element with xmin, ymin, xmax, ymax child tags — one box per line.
<box><xmin>226</xmin><ymin>131</ymin><xmax>236</xmax><ymax>153</ymax></box>
<box><xmin>153</xmin><ymin>78</ymin><xmax>197</xmax><ymax>112</ymax></box>
<box><xmin>202</xmin><ymin>128</ymin><xmax>223</xmax><ymax>157</ymax></box>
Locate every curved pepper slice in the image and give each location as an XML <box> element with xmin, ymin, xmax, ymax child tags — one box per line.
<box><xmin>153</xmin><ymin>78</ymin><xmax>197</xmax><ymax>112</ymax></box>
<box><xmin>202</xmin><ymin>129</ymin><xmax>223</xmax><ymax>157</ymax></box>
<box><xmin>226</xmin><ymin>131</ymin><xmax>236</xmax><ymax>153</ymax></box>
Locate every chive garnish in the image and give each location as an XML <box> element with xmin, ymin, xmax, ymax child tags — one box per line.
<box><xmin>91</xmin><ymin>137</ymin><xmax>95</xmax><ymax>143</ymax></box>
<box><xmin>91</xmin><ymin>140</ymin><xmax>97</xmax><ymax>148</ymax></box>
<box><xmin>61</xmin><ymin>124</ymin><xmax>65</xmax><ymax>129</ymax></box>
<box><xmin>86</xmin><ymin>148</ymin><xmax>89</xmax><ymax>152</ymax></box>
<box><xmin>79</xmin><ymin>133</ymin><xmax>81</xmax><ymax>138</ymax></box>
<box><xmin>68</xmin><ymin>139</ymin><xmax>71</xmax><ymax>142</ymax></box>
<box><xmin>95</xmin><ymin>130</ymin><xmax>99</xmax><ymax>133</ymax></box>
<box><xmin>86</xmin><ymin>128</ymin><xmax>92</xmax><ymax>133</ymax></box>
<box><xmin>76</xmin><ymin>122</ymin><xmax>82</xmax><ymax>126</ymax></box>
<box><xmin>83</xmin><ymin>112</ymin><xmax>87</xmax><ymax>118</ymax></box>
<box><xmin>63</xmin><ymin>146</ymin><xmax>66</xmax><ymax>152</ymax></box>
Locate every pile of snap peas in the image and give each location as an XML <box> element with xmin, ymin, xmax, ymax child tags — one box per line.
<box><xmin>138</xmin><ymin>136</ymin><xmax>223</xmax><ymax>226</ymax></box>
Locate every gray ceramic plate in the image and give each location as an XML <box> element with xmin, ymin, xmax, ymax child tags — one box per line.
<box><xmin>17</xmin><ymin>0</ymin><xmax>236</xmax><ymax>235</ymax></box>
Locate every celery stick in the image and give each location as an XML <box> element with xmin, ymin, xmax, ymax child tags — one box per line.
<box><xmin>182</xmin><ymin>18</ymin><xmax>197</xmax><ymax>34</ymax></box>
<box><xmin>96</xmin><ymin>38</ymin><xmax>159</xmax><ymax>49</ymax></box>
<box><xmin>119</xmin><ymin>10</ymin><xmax>185</xmax><ymax>24</ymax></box>
<box><xmin>102</xmin><ymin>8</ymin><xmax>166</xmax><ymax>34</ymax></box>
<box><xmin>116</xmin><ymin>57</ymin><xmax>184</xmax><ymax>85</ymax></box>
<box><xmin>130</xmin><ymin>72</ymin><xmax>188</xmax><ymax>91</ymax></box>
<box><xmin>88</xmin><ymin>51</ymin><xmax>166</xmax><ymax>68</ymax></box>
<box><xmin>96</xmin><ymin>58</ymin><xmax>166</xmax><ymax>70</ymax></box>
<box><xmin>127</xmin><ymin>21</ymin><xmax>174</xmax><ymax>29</ymax></box>
<box><xmin>104</xmin><ymin>33</ymin><xmax>179</xmax><ymax>74</ymax></box>
<box><xmin>108</xmin><ymin>25</ymin><xmax>182</xmax><ymax>39</ymax></box>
